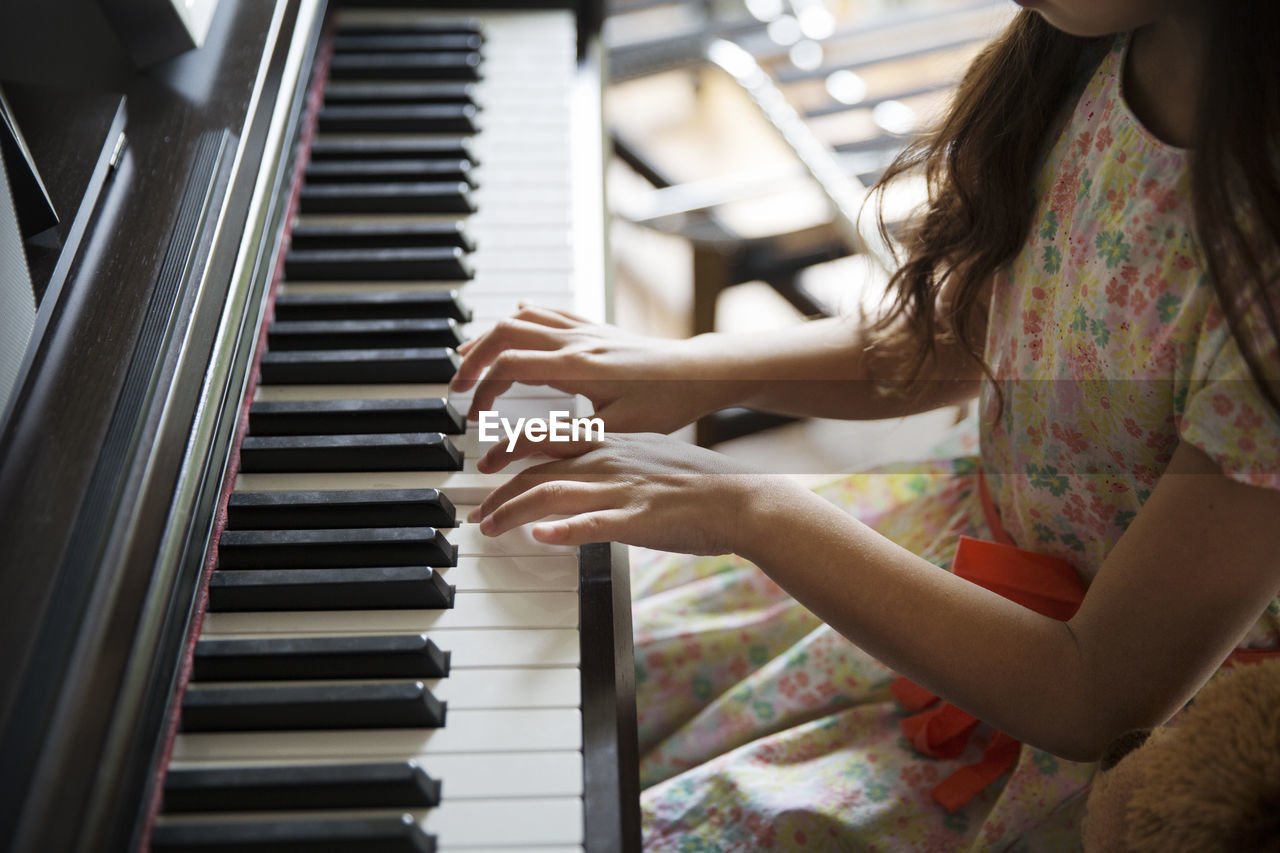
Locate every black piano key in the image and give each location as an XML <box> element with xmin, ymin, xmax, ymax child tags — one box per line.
<box><xmin>308</xmin><ymin>135</ymin><xmax>473</xmax><ymax>162</ymax></box>
<box><xmin>284</xmin><ymin>247</ymin><xmax>472</xmax><ymax>281</ymax></box>
<box><xmin>299</xmin><ymin>181</ymin><xmax>475</xmax><ymax>215</ymax></box>
<box><xmin>181</xmin><ymin>681</ymin><xmax>446</xmax><ymax>731</ymax></box>
<box><xmin>335</xmin><ymin>18</ymin><xmax>481</xmax><ymax>36</ymax></box>
<box><xmin>238</xmin><ymin>433</ymin><xmax>463</xmax><ymax>473</ymax></box>
<box><xmin>248</xmin><ymin>399</ymin><xmax>466</xmax><ymax>437</ymax></box>
<box><xmin>304</xmin><ymin>159</ymin><xmax>475</xmax><ymax>187</ymax></box>
<box><xmin>152</xmin><ymin>814</ymin><xmax>434</xmax><ymax>853</ymax></box>
<box><xmin>268</xmin><ymin>318</ymin><xmax>464</xmax><ymax>351</ymax></box>
<box><xmin>328</xmin><ymin>51</ymin><xmax>482</xmax><ymax>82</ymax></box>
<box><xmin>193</xmin><ymin>634</ymin><xmax>450</xmax><ymax>681</ymax></box>
<box><xmin>323</xmin><ymin>80</ymin><xmax>476</xmax><ymax>105</ymax></box>
<box><xmin>258</xmin><ymin>347</ymin><xmax>459</xmax><ymax>385</ymax></box>
<box><xmin>289</xmin><ymin>219</ymin><xmax>474</xmax><ymax>252</ymax></box>
<box><xmin>218</xmin><ymin>527</ymin><xmax>458</xmax><ymax>569</ymax></box>
<box><xmin>227</xmin><ymin>489</ymin><xmax>457</xmax><ymax>530</ymax></box>
<box><xmin>318</xmin><ymin>104</ymin><xmax>478</xmax><ymax>134</ymax></box>
<box><xmin>163</xmin><ymin>760</ymin><xmax>442</xmax><ymax>812</ymax></box>
<box><xmin>333</xmin><ymin>33</ymin><xmax>483</xmax><ymax>53</ymax></box>
<box><xmin>208</xmin><ymin>566</ymin><xmax>454</xmax><ymax>612</ymax></box>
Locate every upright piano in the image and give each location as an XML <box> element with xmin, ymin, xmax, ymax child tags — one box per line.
<box><xmin>0</xmin><ymin>1</ymin><xmax>639</xmax><ymax>850</ymax></box>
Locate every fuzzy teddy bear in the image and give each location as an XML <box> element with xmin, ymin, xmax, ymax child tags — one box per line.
<box><xmin>1081</xmin><ymin>657</ymin><xmax>1280</xmax><ymax>852</ymax></box>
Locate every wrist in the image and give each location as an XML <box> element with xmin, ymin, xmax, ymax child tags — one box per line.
<box><xmin>731</xmin><ymin>475</ymin><xmax>830</xmax><ymax>566</ymax></box>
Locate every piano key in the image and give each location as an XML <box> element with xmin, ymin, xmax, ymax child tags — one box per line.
<box><xmin>203</xmin><ymin>591</ymin><xmax>578</xmax><ymax>635</ymax></box>
<box><xmin>437</xmin><ymin>553</ymin><xmax>578</xmax><ymax>593</ymax></box>
<box><xmin>283</xmin><ymin>247</ymin><xmax>472</xmax><ymax>281</ymax></box>
<box><xmin>181</xmin><ymin>681</ymin><xmax>446</xmax><ymax>732</ymax></box>
<box><xmin>249</xmin><ymin>399</ymin><xmax>465</xmax><ymax>436</ymax></box>
<box><xmin>156</xmin><ymin>799</ymin><xmax>586</xmax><ymax>851</ymax></box>
<box><xmin>193</xmin><ymin>634</ymin><xmax>450</xmax><ymax>681</ymax></box>
<box><xmin>272</xmin><ymin>288</ymin><xmax>472</xmax><ymax>321</ymax></box>
<box><xmin>318</xmin><ymin>104</ymin><xmax>478</xmax><ymax>134</ymax></box>
<box><xmin>218</xmin><ymin>527</ymin><xmax>457</xmax><ymax>569</ymax></box>
<box><xmin>323</xmin><ymin>81</ymin><xmax>477</xmax><ymax>105</ymax></box>
<box><xmin>169</xmin><ymin>751</ymin><xmax>583</xmax><ymax>804</ymax></box>
<box><xmin>208</xmin><ymin>567</ymin><xmax>454</xmax><ymax>613</ymax></box>
<box><xmin>299</xmin><ymin>181</ymin><xmax>475</xmax><ymax>215</ymax></box>
<box><xmin>257</xmin><ymin>347</ymin><xmax>459</xmax><ymax>385</ymax></box>
<box><xmin>199</xmin><ymin>627</ymin><xmax>575</xmax><ymax>673</ymax></box>
<box><xmin>398</xmin><ymin>751</ymin><xmax>582</xmax><ymax>799</ymax></box>
<box><xmin>234</xmin><ymin>471</ymin><xmax>499</xmax><ymax>504</ymax></box>
<box><xmin>332</xmin><ymin>33</ymin><xmax>483</xmax><ymax>54</ymax></box>
<box><xmin>172</xmin><ymin>708</ymin><xmax>583</xmax><ymax>762</ymax></box>
<box><xmin>163</xmin><ymin>761</ymin><xmax>441</xmax><ymax>812</ymax></box>
<box><xmin>267</xmin><ymin>318</ymin><xmax>464</xmax><ymax>351</ymax></box>
<box><xmin>328</xmin><ymin>51</ymin><xmax>483</xmax><ymax>82</ymax></box>
<box><xmin>303</xmin><ymin>160</ymin><xmax>476</xmax><ymax>189</ymax></box>
<box><xmin>424</xmin><ymin>666</ymin><xmax>579</xmax><ymax>710</ymax></box>
<box><xmin>308</xmin><ymin>135</ymin><xmax>474</xmax><ymax>162</ymax></box>
<box><xmin>227</xmin><ymin>489</ymin><xmax>456</xmax><ymax>530</ymax></box>
<box><xmin>333</xmin><ymin>18</ymin><xmax>482</xmax><ymax>38</ymax></box>
<box><xmin>273</xmin><ymin>289</ymin><xmax>471</xmax><ymax>322</ymax></box>
<box><xmin>421</xmin><ymin>798</ymin><xmax>582</xmax><ymax>847</ymax></box>
<box><xmin>238</xmin><ymin>433</ymin><xmax>463</xmax><ymax>474</ymax></box>
<box><xmin>151</xmin><ymin>814</ymin><xmax>433</xmax><ymax>853</ymax></box>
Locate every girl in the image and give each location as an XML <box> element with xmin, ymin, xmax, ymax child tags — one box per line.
<box><xmin>452</xmin><ymin>1</ymin><xmax>1280</xmax><ymax>849</ymax></box>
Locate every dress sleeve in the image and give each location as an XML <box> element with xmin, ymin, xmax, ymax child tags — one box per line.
<box><xmin>1179</xmin><ymin>307</ymin><xmax>1280</xmax><ymax>490</ymax></box>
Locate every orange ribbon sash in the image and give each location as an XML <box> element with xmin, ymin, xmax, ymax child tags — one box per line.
<box><xmin>892</xmin><ymin>471</ymin><xmax>1278</xmax><ymax>812</ymax></box>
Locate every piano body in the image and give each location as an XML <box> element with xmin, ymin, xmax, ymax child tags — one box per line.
<box><xmin>0</xmin><ymin>0</ymin><xmax>639</xmax><ymax>850</ymax></box>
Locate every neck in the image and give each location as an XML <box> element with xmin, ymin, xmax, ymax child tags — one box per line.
<box><xmin>1124</xmin><ymin>12</ymin><xmax>1208</xmax><ymax>148</ymax></box>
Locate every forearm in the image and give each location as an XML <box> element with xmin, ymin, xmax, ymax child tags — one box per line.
<box><xmin>683</xmin><ymin>317</ymin><xmax>980</xmax><ymax>421</ymax></box>
<box><xmin>735</xmin><ymin>479</ymin><xmax>1114</xmax><ymax>760</ymax></box>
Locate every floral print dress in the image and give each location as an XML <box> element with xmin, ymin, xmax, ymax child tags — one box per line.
<box><xmin>633</xmin><ymin>36</ymin><xmax>1280</xmax><ymax>852</ymax></box>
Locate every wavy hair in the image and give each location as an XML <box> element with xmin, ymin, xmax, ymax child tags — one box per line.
<box><xmin>870</xmin><ymin>7</ymin><xmax>1280</xmax><ymax>416</ymax></box>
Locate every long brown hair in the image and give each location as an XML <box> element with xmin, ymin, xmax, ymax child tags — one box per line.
<box><xmin>870</xmin><ymin>7</ymin><xmax>1280</xmax><ymax>415</ymax></box>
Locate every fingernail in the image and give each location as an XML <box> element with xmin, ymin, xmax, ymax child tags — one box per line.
<box><xmin>479</xmin><ymin>516</ymin><xmax>496</xmax><ymax>535</ymax></box>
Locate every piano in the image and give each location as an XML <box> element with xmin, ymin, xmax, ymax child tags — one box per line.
<box><xmin>0</xmin><ymin>1</ymin><xmax>639</xmax><ymax>851</ymax></box>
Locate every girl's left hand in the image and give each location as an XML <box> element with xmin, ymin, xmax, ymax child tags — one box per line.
<box><xmin>469</xmin><ymin>432</ymin><xmax>775</xmax><ymax>556</ymax></box>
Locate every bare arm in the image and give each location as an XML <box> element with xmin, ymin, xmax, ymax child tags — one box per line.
<box><xmin>687</xmin><ymin>312</ymin><xmax>984</xmax><ymax>421</ymax></box>
<box><xmin>736</xmin><ymin>440</ymin><xmax>1280</xmax><ymax>760</ymax></box>
<box><xmin>474</xmin><ymin>436</ymin><xmax>1280</xmax><ymax>761</ymax></box>
<box><xmin>451</xmin><ymin>303</ymin><xmax>984</xmax><ymax>432</ymax></box>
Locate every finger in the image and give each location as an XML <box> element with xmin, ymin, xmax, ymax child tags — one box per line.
<box><xmin>476</xmin><ymin>480</ymin><xmax>621</xmax><ymax>538</ymax></box>
<box><xmin>470</xmin><ymin>452</ymin><xmax>614</xmax><ymax>523</ymax></box>
<box><xmin>449</xmin><ymin>318</ymin><xmax>567</xmax><ymax>393</ymax></box>
<box><xmin>532</xmin><ymin>509</ymin><xmax>631</xmax><ymax>547</ymax></box>
<box><xmin>510</xmin><ymin>304</ymin><xmax>581</xmax><ymax>329</ymax></box>
<box><xmin>475</xmin><ymin>432</ymin><xmax>602</xmax><ymax>473</ymax></box>
<box><xmin>516</xmin><ymin>302</ymin><xmax>592</xmax><ymax>325</ymax></box>
<box><xmin>465</xmin><ymin>350</ymin><xmax>580</xmax><ymax>420</ymax></box>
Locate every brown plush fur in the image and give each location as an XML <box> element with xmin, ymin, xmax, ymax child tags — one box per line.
<box><xmin>1084</xmin><ymin>659</ymin><xmax>1280</xmax><ymax>853</ymax></box>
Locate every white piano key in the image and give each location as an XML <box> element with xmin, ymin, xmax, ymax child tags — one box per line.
<box><xmin>439</xmin><ymin>848</ymin><xmax>581</xmax><ymax>853</ymax></box>
<box><xmin>173</xmin><ymin>707</ymin><xmax>583</xmax><ymax>761</ymax></box>
<box><xmin>420</xmin><ymin>797</ymin><xmax>583</xmax><ymax>846</ymax></box>
<box><xmin>426</xmin><ymin>751</ymin><xmax>583</xmax><ymax>798</ymax></box>
<box><xmin>427</xmin><ymin>666</ymin><xmax>580</xmax><ymax>709</ymax></box>
<box><xmin>445</xmin><ymin>520</ymin><xmax>575</xmax><ymax>556</ymax></box>
<box><xmin>438</xmin><ymin>554</ymin><xmax>579</xmax><ymax>592</ymax></box>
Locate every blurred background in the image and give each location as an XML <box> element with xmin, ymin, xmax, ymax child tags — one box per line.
<box><xmin>600</xmin><ymin>0</ymin><xmax>1013</xmax><ymax>472</ymax></box>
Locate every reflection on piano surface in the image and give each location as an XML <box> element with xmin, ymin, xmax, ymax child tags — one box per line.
<box><xmin>0</xmin><ymin>2</ymin><xmax>637</xmax><ymax>851</ymax></box>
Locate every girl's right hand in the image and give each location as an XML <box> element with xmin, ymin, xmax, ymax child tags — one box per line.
<box><xmin>449</xmin><ymin>304</ymin><xmax>743</xmax><ymax>434</ymax></box>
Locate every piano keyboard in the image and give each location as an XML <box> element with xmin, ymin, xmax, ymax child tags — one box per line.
<box><xmin>153</xmin><ymin>8</ymin><xmax>618</xmax><ymax>852</ymax></box>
